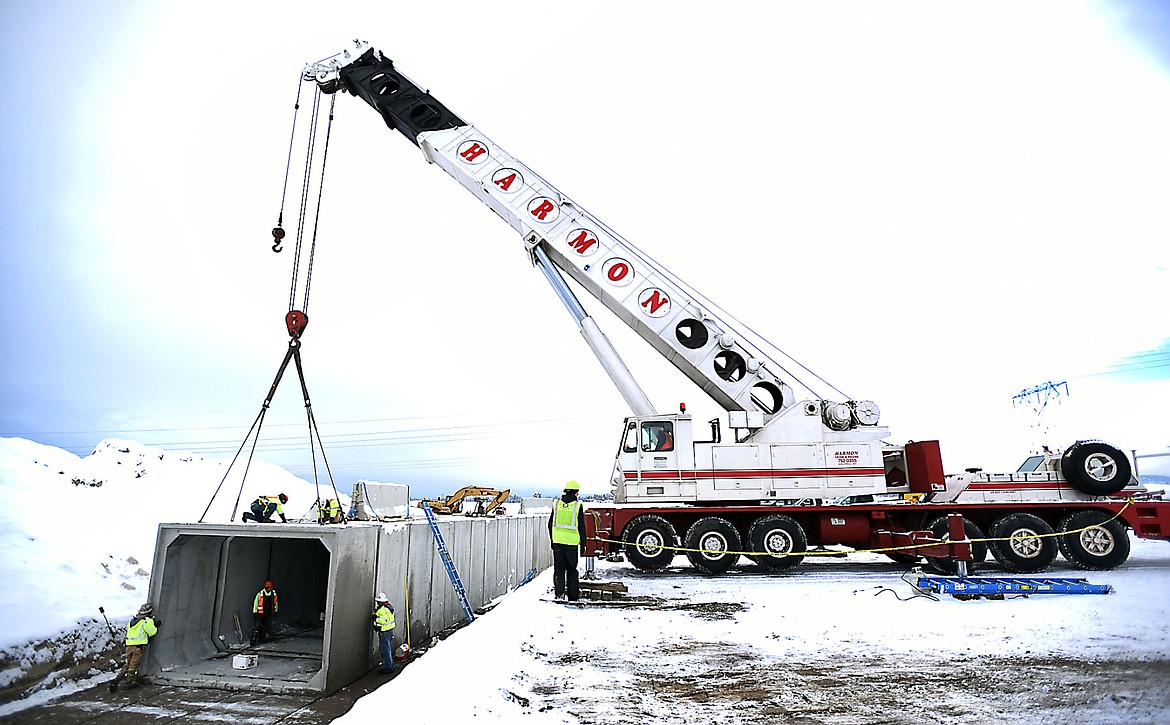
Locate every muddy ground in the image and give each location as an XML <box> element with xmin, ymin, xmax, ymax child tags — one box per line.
<box><xmin>511</xmin><ymin>596</ymin><xmax>1170</xmax><ymax>724</ymax></box>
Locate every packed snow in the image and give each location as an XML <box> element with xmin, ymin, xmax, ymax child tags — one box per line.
<box><xmin>1</xmin><ymin>436</ymin><xmax>1169</xmax><ymax>723</ymax></box>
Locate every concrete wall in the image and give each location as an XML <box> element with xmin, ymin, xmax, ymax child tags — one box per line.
<box><xmin>376</xmin><ymin>514</ymin><xmax>553</xmax><ymax>654</ymax></box>
<box><xmin>145</xmin><ymin>514</ymin><xmax>551</xmax><ymax>694</ymax></box>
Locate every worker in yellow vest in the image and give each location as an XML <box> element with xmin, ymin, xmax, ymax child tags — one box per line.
<box><xmin>317</xmin><ymin>498</ymin><xmax>342</xmax><ymax>524</ymax></box>
<box><xmin>547</xmin><ymin>480</ymin><xmax>588</xmax><ymax>602</ymax></box>
<box><xmin>251</xmin><ymin>580</ymin><xmax>278</xmax><ymax>645</ymax></box>
<box><xmin>372</xmin><ymin>593</ymin><xmax>396</xmax><ymax>674</ymax></box>
<box><xmin>109</xmin><ymin>602</ymin><xmax>160</xmax><ymax>692</ymax></box>
<box><xmin>243</xmin><ymin>493</ymin><xmax>288</xmax><ymax>523</ymax></box>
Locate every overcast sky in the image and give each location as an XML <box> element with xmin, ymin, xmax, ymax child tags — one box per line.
<box><xmin>2</xmin><ymin>1</ymin><xmax>1168</xmax><ymax>497</ymax></box>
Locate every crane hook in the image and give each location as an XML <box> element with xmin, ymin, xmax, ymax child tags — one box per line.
<box><xmin>272</xmin><ymin>226</ymin><xmax>286</xmax><ymax>253</ymax></box>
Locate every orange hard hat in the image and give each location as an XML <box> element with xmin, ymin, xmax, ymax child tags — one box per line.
<box><xmin>264</xmin><ymin>580</ymin><xmax>274</xmax><ymax>588</ymax></box>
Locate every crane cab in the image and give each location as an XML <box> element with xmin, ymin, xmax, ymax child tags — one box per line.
<box><xmin>613</xmin><ymin>414</ymin><xmax>697</xmax><ymax>502</ymax></box>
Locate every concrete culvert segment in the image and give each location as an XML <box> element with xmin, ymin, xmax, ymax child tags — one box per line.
<box><xmin>141</xmin><ymin>515</ymin><xmax>551</xmax><ymax>696</ymax></box>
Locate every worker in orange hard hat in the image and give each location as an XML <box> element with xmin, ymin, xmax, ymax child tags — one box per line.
<box><xmin>243</xmin><ymin>493</ymin><xmax>289</xmax><ymax>523</ymax></box>
<box><xmin>250</xmin><ymin>580</ymin><xmax>278</xmax><ymax>645</ymax></box>
<box><xmin>548</xmin><ymin>480</ymin><xmax>588</xmax><ymax>602</ymax></box>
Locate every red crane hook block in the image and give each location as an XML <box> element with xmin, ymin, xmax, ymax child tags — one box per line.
<box><xmin>285</xmin><ymin>310</ymin><xmax>309</xmax><ymax>338</ymax></box>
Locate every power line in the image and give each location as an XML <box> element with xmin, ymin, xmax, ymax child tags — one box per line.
<box><xmin>7</xmin><ymin>412</ymin><xmax>588</xmax><ymax>438</ymax></box>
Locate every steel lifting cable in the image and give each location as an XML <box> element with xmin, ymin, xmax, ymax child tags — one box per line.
<box><xmin>289</xmin><ymin>86</ymin><xmax>322</xmax><ymax>312</ymax></box>
<box><xmin>201</xmin><ymin>77</ymin><xmax>342</xmax><ymax>523</ymax></box>
<box><xmin>299</xmin><ymin>92</ymin><xmax>337</xmax><ymax>315</ymax></box>
<box><xmin>271</xmin><ymin>73</ymin><xmax>305</xmax><ymax>253</ymax></box>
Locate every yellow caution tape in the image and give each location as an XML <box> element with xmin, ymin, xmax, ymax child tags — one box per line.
<box><xmin>585</xmin><ymin>498</ymin><xmax>1134</xmax><ymax>558</ymax></box>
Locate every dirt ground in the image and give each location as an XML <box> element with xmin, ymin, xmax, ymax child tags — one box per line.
<box><xmin>514</xmin><ymin>597</ymin><xmax>1170</xmax><ymax>725</ymax></box>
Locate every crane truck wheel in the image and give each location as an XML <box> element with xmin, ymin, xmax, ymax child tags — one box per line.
<box><xmin>684</xmin><ymin>517</ymin><xmax>742</xmax><ymax>575</ymax></box>
<box><xmin>622</xmin><ymin>515</ymin><xmax>679</xmax><ymax>571</ymax></box>
<box><xmin>746</xmin><ymin>514</ymin><xmax>807</xmax><ymax>572</ymax></box>
<box><xmin>988</xmin><ymin>512</ymin><xmax>1058</xmax><ymax>573</ymax></box>
<box><xmin>923</xmin><ymin>516</ymin><xmax>988</xmax><ymax>575</ymax></box>
<box><xmin>1060</xmin><ymin>441</ymin><xmax>1132</xmax><ymax>496</ymax></box>
<box><xmin>1057</xmin><ymin>510</ymin><xmax>1130</xmax><ymax>570</ymax></box>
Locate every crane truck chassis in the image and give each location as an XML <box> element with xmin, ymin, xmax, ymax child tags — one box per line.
<box><xmin>304</xmin><ymin>42</ymin><xmax>1170</xmax><ymax>576</ymax></box>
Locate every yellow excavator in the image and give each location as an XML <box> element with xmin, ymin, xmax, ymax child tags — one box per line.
<box><xmin>418</xmin><ymin>486</ymin><xmax>511</xmax><ymax>516</ymax></box>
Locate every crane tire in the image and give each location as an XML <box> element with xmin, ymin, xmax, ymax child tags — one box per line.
<box><xmin>1057</xmin><ymin>510</ymin><xmax>1130</xmax><ymax>570</ymax></box>
<box><xmin>1061</xmin><ymin>441</ymin><xmax>1132</xmax><ymax>496</ymax></box>
<box><xmin>924</xmin><ymin>516</ymin><xmax>988</xmax><ymax>575</ymax></box>
<box><xmin>988</xmin><ymin>512</ymin><xmax>1058</xmax><ymax>573</ymax></box>
<box><xmin>622</xmin><ymin>514</ymin><xmax>678</xmax><ymax>571</ymax></box>
<box><xmin>684</xmin><ymin>517</ymin><xmax>742</xmax><ymax>575</ymax></box>
<box><xmin>746</xmin><ymin>514</ymin><xmax>807</xmax><ymax>572</ymax></box>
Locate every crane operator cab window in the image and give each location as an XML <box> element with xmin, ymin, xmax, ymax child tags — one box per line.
<box><xmin>624</xmin><ymin>420</ymin><xmax>675</xmax><ymax>453</ymax></box>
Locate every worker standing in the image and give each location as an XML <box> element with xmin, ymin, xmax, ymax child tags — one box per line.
<box><xmin>109</xmin><ymin>602</ymin><xmax>160</xmax><ymax>692</ymax></box>
<box><xmin>242</xmin><ymin>493</ymin><xmax>289</xmax><ymax>523</ymax></box>
<box><xmin>372</xmin><ymin>593</ymin><xmax>396</xmax><ymax>674</ymax></box>
<box><xmin>548</xmin><ymin>480</ymin><xmax>588</xmax><ymax>602</ymax></box>
<box><xmin>251</xmin><ymin>580</ymin><xmax>279</xmax><ymax>645</ymax></box>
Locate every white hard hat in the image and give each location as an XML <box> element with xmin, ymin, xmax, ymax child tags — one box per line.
<box><xmin>376</xmin><ymin>592</ymin><xmax>388</xmax><ymax>601</ymax></box>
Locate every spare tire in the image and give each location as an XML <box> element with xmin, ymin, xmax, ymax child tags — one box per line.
<box><xmin>1061</xmin><ymin>441</ymin><xmax>1132</xmax><ymax>496</ymax></box>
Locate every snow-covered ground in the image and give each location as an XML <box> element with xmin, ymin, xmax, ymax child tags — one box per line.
<box><xmin>335</xmin><ymin>539</ymin><xmax>1170</xmax><ymax>725</ymax></box>
<box><xmin>2</xmin><ymin>436</ymin><xmax>1169</xmax><ymax>723</ymax></box>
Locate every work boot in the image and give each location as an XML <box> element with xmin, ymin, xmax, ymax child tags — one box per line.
<box><xmin>242</xmin><ymin>513</ymin><xmax>253</xmax><ymax>522</ymax></box>
<box><xmin>109</xmin><ymin>678</ymin><xmax>119</xmax><ymax>693</ymax></box>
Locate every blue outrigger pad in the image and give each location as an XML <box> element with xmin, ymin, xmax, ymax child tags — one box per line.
<box><xmin>916</xmin><ymin>576</ymin><xmax>1113</xmax><ymax>596</ymax></box>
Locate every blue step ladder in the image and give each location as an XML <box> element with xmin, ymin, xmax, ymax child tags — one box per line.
<box><xmin>421</xmin><ymin>505</ymin><xmax>476</xmax><ymax>623</ymax></box>
<box><xmin>916</xmin><ymin>576</ymin><xmax>1113</xmax><ymax>599</ymax></box>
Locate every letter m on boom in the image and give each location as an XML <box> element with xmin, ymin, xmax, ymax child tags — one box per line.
<box><xmin>568</xmin><ymin>230</ymin><xmax>598</xmax><ymax>255</ymax></box>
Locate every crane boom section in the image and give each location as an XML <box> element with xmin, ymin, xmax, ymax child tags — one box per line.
<box><xmin>311</xmin><ymin>43</ymin><xmax>795</xmax><ymax>418</ymax></box>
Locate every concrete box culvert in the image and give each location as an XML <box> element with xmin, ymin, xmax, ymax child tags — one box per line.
<box><xmin>142</xmin><ymin>515</ymin><xmax>552</xmax><ymax>695</ymax></box>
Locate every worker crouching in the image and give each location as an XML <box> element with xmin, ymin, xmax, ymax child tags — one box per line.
<box><xmin>317</xmin><ymin>497</ymin><xmax>342</xmax><ymax>524</ymax></box>
<box><xmin>548</xmin><ymin>480</ymin><xmax>588</xmax><ymax>602</ymax></box>
<box><xmin>243</xmin><ymin>493</ymin><xmax>289</xmax><ymax>523</ymax></box>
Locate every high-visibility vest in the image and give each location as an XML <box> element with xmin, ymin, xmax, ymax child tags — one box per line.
<box><xmin>125</xmin><ymin>616</ymin><xmax>158</xmax><ymax>646</ymax></box>
<box><xmin>257</xmin><ymin>496</ymin><xmax>284</xmax><ymax>515</ymax></box>
<box><xmin>254</xmin><ymin>588</ymin><xmax>278</xmax><ymax>614</ymax></box>
<box><xmin>374</xmin><ymin>605</ymin><xmax>395</xmax><ymax>632</ymax></box>
<box><xmin>551</xmin><ymin>500</ymin><xmax>583</xmax><ymax>546</ymax></box>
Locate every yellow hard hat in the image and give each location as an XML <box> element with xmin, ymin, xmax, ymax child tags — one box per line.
<box><xmin>564</xmin><ymin>480</ymin><xmax>581</xmax><ymax>491</ymax></box>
